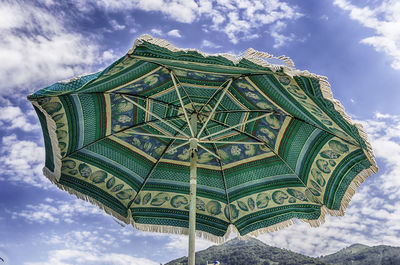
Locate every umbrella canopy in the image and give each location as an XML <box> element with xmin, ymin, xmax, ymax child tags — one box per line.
<box><xmin>29</xmin><ymin>35</ymin><xmax>377</xmax><ymax>261</ymax></box>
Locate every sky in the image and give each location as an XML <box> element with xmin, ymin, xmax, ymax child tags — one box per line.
<box><xmin>0</xmin><ymin>0</ymin><xmax>400</xmax><ymax>264</ymax></box>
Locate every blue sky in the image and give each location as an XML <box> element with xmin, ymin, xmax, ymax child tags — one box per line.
<box><xmin>1</xmin><ymin>0</ymin><xmax>400</xmax><ymax>264</ymax></box>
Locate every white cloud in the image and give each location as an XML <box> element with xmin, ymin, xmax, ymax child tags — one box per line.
<box><xmin>0</xmin><ymin>134</ymin><xmax>48</xmax><ymax>188</ymax></box>
<box><xmin>25</xmin><ymin>249</ymin><xmax>159</xmax><ymax>265</ymax></box>
<box><xmin>23</xmin><ymin>225</ymin><xmax>159</xmax><ymax>265</ymax></box>
<box><xmin>167</xmin><ymin>29</ymin><xmax>182</xmax><ymax>38</ymax></box>
<box><xmin>270</xmin><ymin>21</ymin><xmax>295</xmax><ymax>48</ymax></box>
<box><xmin>201</xmin><ymin>40</ymin><xmax>222</xmax><ymax>49</ymax></box>
<box><xmin>334</xmin><ymin>0</ymin><xmax>400</xmax><ymax>70</ymax></box>
<box><xmin>0</xmin><ymin>1</ymin><xmax>111</xmax><ymax>95</ymax></box>
<box><xmin>76</xmin><ymin>0</ymin><xmax>302</xmax><ymax>45</ymax></box>
<box><xmin>12</xmin><ymin>197</ymin><xmax>104</xmax><ymax>224</ymax></box>
<box><xmin>0</xmin><ymin>105</ymin><xmax>40</xmax><ymax>131</ymax></box>
<box><xmin>110</xmin><ymin>19</ymin><xmax>126</xmax><ymax>30</ymax></box>
<box><xmin>150</xmin><ymin>28</ymin><xmax>163</xmax><ymax>36</ymax></box>
<box><xmin>164</xmin><ymin>234</ymin><xmax>215</xmax><ymax>256</ymax></box>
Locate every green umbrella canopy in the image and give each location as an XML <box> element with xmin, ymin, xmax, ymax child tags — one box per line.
<box><xmin>28</xmin><ymin>35</ymin><xmax>377</xmax><ymax>242</ymax></box>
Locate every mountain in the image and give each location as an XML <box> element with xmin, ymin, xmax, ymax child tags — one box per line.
<box><xmin>165</xmin><ymin>237</ymin><xmax>328</xmax><ymax>265</ymax></box>
<box><xmin>320</xmin><ymin>244</ymin><xmax>400</xmax><ymax>265</ymax></box>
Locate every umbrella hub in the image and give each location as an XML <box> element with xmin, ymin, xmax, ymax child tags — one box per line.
<box><xmin>189</xmin><ymin>138</ymin><xmax>198</xmax><ymax>152</ymax></box>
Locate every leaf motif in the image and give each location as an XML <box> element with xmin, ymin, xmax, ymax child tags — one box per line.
<box><xmin>78</xmin><ymin>163</ymin><xmax>92</xmax><ymax>178</ymax></box>
<box><xmin>248</xmin><ymin>198</ymin><xmax>255</xmax><ymax>211</ymax></box>
<box><xmin>328</xmin><ymin>140</ymin><xmax>349</xmax><ymax>154</ymax></box>
<box><xmin>256</xmin><ymin>193</ymin><xmax>270</xmax><ymax>209</ymax></box>
<box><xmin>196</xmin><ymin>198</ymin><xmax>205</xmax><ymax>211</ymax></box>
<box><xmin>265</xmin><ymin>113</ymin><xmax>281</xmax><ymax>129</ymax></box>
<box><xmin>56</xmin><ymin>130</ymin><xmax>67</xmax><ymax>139</ymax></box>
<box><xmin>91</xmin><ymin>171</ymin><xmax>107</xmax><ymax>183</ymax></box>
<box><xmin>58</xmin><ymin>142</ymin><xmax>66</xmax><ymax>151</ymax></box>
<box><xmin>56</xmin><ymin>122</ymin><xmax>65</xmax><ymax>129</ymax></box>
<box><xmin>206</xmin><ymin>200</ymin><xmax>221</xmax><ymax>215</ymax></box>
<box><xmin>116</xmin><ymin>189</ymin><xmax>133</xmax><ymax>200</ymax></box>
<box><xmin>142</xmin><ymin>193</ymin><xmax>151</xmax><ymax>205</ymax></box>
<box><xmin>111</xmin><ymin>184</ymin><xmax>124</xmax><ymax>192</ymax></box>
<box><xmin>316</xmin><ymin>159</ymin><xmax>331</xmax><ymax>173</ymax></box>
<box><xmin>62</xmin><ymin>160</ymin><xmax>76</xmax><ymax>169</ymax></box>
<box><xmin>320</xmin><ymin>150</ymin><xmax>341</xmax><ymax>159</ymax></box>
<box><xmin>224</xmin><ymin>204</ymin><xmax>239</xmax><ymax>220</ymax></box>
<box><xmin>43</xmin><ymin>102</ymin><xmax>61</xmax><ymax>114</ymax></box>
<box><xmin>272</xmin><ymin>191</ymin><xmax>288</xmax><ymax>205</ymax></box>
<box><xmin>310</xmin><ymin>180</ymin><xmax>322</xmax><ymax>192</ymax></box>
<box><xmin>237</xmin><ymin>201</ymin><xmax>248</xmax><ymax>212</ymax></box>
<box><xmin>134</xmin><ymin>195</ymin><xmax>141</xmax><ymax>205</ymax></box>
<box><xmin>52</xmin><ymin>113</ymin><xmax>64</xmax><ymax>122</ymax></box>
<box><xmin>106</xmin><ymin>177</ymin><xmax>116</xmax><ymax>189</ymax></box>
<box><xmin>311</xmin><ymin>169</ymin><xmax>326</xmax><ymax>187</ymax></box>
<box><xmin>170</xmin><ymin>195</ymin><xmax>188</xmax><ymax>208</ymax></box>
<box><xmin>150</xmin><ymin>192</ymin><xmax>170</xmax><ymax>206</ymax></box>
<box><xmin>286</xmin><ymin>189</ymin><xmax>308</xmax><ymax>201</ymax></box>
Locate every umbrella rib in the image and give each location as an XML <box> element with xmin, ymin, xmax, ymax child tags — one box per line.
<box><xmin>203</xmin><ymin>127</ymin><xmax>233</xmax><ymax>224</ymax></box>
<box><xmin>127</xmin><ymin>131</ymin><xmax>187</xmax><ymax>140</ymax></box>
<box><xmin>197</xmin><ymin>78</ymin><xmax>232</xmax><ymax>115</ymax></box>
<box><xmin>170</xmin><ymin>71</ymin><xmax>195</xmax><ymax>137</ymax></box>
<box><xmin>127</xmin><ymin>126</ymin><xmax>189</xmax><ymax>210</ymax></box>
<box><xmin>198</xmin><ymin>79</ymin><xmax>233</xmax><ymax>138</ymax></box>
<box><xmin>200</xmin><ymin>113</ymin><xmax>270</xmax><ymax>141</ymax></box>
<box><xmin>122</xmin><ymin>95</ymin><xmax>190</xmax><ymax>138</ymax></box>
<box><xmin>64</xmin><ymin>115</ymin><xmax>185</xmax><ymax>158</ymax></box>
<box><xmin>211</xmin><ymin>109</ymin><xmax>361</xmax><ymax>148</ymax></box>
<box><xmin>287</xmin><ymin>114</ymin><xmax>362</xmax><ymax>148</ymax></box>
<box><xmin>169</xmin><ymin>71</ymin><xmax>197</xmax><ymax>115</ymax></box>
<box><xmin>197</xmin><ymin>143</ymin><xmax>220</xmax><ymax>160</ymax></box>
<box><xmin>207</xmin><ymin>117</ymin><xmax>323</xmax><ymax>205</ymax></box>
<box><xmin>200</xmin><ymin>140</ymin><xmax>265</xmax><ymax>145</ymax></box>
<box><xmin>107</xmin><ymin>92</ymin><xmax>182</xmax><ymax>111</ymax></box>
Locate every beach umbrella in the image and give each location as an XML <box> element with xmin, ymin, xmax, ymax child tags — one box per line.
<box><xmin>28</xmin><ymin>35</ymin><xmax>377</xmax><ymax>265</ymax></box>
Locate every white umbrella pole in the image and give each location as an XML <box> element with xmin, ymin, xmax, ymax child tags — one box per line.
<box><xmin>188</xmin><ymin>114</ymin><xmax>198</xmax><ymax>265</ymax></box>
<box><xmin>188</xmin><ymin>147</ymin><xmax>197</xmax><ymax>265</ymax></box>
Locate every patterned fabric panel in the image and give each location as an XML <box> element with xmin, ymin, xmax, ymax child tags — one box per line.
<box><xmin>235</xmin><ymin>204</ymin><xmax>321</xmax><ymax>236</ymax></box>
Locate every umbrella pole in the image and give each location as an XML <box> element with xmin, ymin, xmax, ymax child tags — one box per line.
<box><xmin>188</xmin><ymin>147</ymin><xmax>197</xmax><ymax>265</ymax></box>
<box><xmin>188</xmin><ymin>114</ymin><xmax>198</xmax><ymax>265</ymax></box>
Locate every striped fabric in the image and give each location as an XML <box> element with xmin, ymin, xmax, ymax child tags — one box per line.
<box><xmin>29</xmin><ymin>35</ymin><xmax>377</xmax><ymax>241</ymax></box>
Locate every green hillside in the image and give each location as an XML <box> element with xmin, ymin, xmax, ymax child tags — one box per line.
<box><xmin>166</xmin><ymin>237</ymin><xmax>327</xmax><ymax>265</ymax></box>
<box><xmin>320</xmin><ymin>244</ymin><xmax>400</xmax><ymax>265</ymax></box>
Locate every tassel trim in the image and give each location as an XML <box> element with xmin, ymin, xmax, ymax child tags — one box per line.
<box><xmin>131</xmin><ymin>221</ymin><xmax>233</xmax><ymax>244</ymax></box>
<box><xmin>129</xmin><ymin>34</ymin><xmax>294</xmax><ymax>71</ymax></box>
<box><xmin>31</xmin><ymin>100</ymin><xmax>62</xmax><ymax>181</ymax></box>
<box><xmin>42</xmin><ymin>166</ymin><xmax>132</xmax><ymax>225</ymax></box>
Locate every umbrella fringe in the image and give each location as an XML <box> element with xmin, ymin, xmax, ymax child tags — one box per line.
<box><xmin>43</xmin><ymin>167</ymin><xmax>132</xmax><ymax>225</ymax></box>
<box><xmin>130</xmin><ymin>34</ymin><xmax>294</xmax><ymax>71</ymax></box>
<box><xmin>130</xmin><ymin>34</ymin><xmax>238</xmax><ymax>65</ymax></box>
<box><xmin>306</xmin><ymin>73</ymin><xmax>378</xmax><ymax>174</ymax></box>
<box><xmin>242</xmin><ymin>48</ymin><xmax>295</xmax><ymax>70</ymax></box>
<box><xmin>247</xmin><ymin>219</ymin><xmax>296</xmax><ymax>237</ymax></box>
<box><xmin>131</xmin><ymin>222</ymin><xmax>231</xmax><ymax>244</ymax></box>
<box><xmin>31</xmin><ymin>101</ymin><xmax>62</xmax><ymax>181</ymax></box>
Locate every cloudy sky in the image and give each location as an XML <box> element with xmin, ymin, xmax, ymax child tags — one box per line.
<box><xmin>1</xmin><ymin>0</ymin><xmax>400</xmax><ymax>264</ymax></box>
